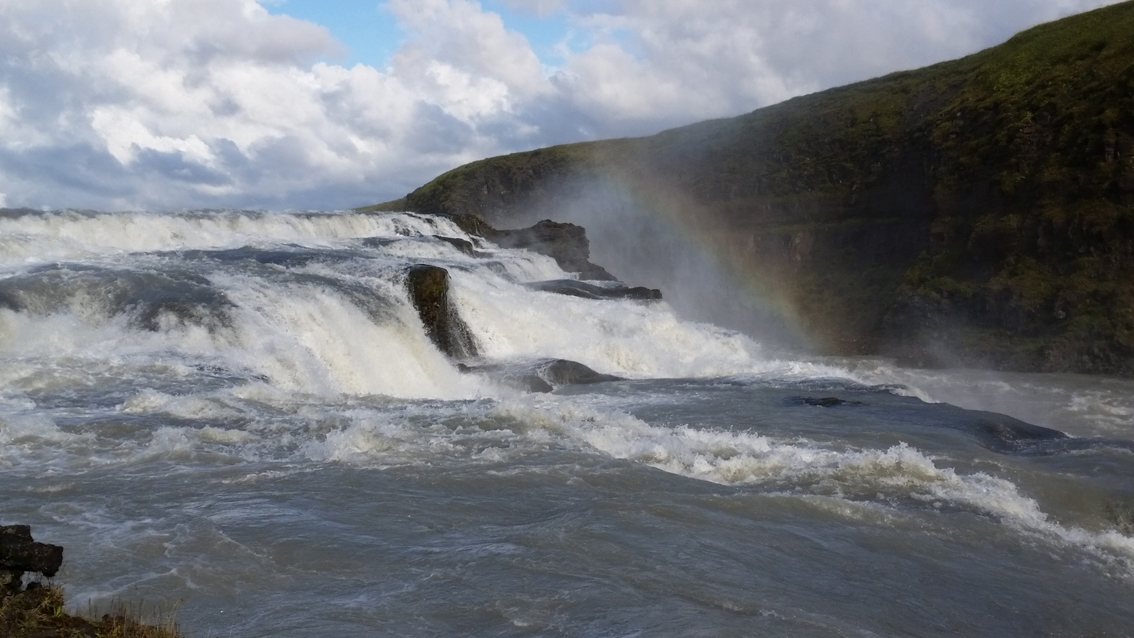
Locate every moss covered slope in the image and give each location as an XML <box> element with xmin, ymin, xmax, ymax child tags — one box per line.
<box><xmin>366</xmin><ymin>2</ymin><xmax>1134</xmax><ymax>374</ymax></box>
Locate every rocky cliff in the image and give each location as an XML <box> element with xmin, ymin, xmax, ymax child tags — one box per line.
<box><xmin>365</xmin><ymin>2</ymin><xmax>1134</xmax><ymax>375</ymax></box>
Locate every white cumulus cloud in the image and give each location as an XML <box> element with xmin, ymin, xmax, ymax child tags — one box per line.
<box><xmin>0</xmin><ymin>0</ymin><xmax>1123</xmax><ymax>210</ymax></box>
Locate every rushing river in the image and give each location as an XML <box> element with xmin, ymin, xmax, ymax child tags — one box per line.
<box><xmin>2</xmin><ymin>209</ymin><xmax>1133</xmax><ymax>637</ymax></box>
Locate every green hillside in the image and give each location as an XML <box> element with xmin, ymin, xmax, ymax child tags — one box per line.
<box><xmin>366</xmin><ymin>2</ymin><xmax>1134</xmax><ymax>374</ymax></box>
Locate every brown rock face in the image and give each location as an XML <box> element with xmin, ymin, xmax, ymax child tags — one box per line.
<box><xmin>442</xmin><ymin>214</ymin><xmax>616</xmax><ymax>281</ymax></box>
<box><xmin>404</xmin><ymin>265</ymin><xmax>479</xmax><ymax>360</ymax></box>
<box><xmin>489</xmin><ymin>220</ymin><xmax>615</xmax><ymax>281</ymax></box>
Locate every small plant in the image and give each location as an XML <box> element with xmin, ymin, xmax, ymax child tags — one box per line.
<box><xmin>0</xmin><ymin>584</ymin><xmax>181</xmax><ymax>638</ymax></box>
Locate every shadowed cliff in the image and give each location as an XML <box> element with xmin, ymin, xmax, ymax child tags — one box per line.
<box><xmin>365</xmin><ymin>2</ymin><xmax>1134</xmax><ymax>375</ymax></box>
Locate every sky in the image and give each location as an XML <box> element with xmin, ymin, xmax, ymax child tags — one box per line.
<box><xmin>0</xmin><ymin>0</ymin><xmax>1124</xmax><ymax>212</ymax></box>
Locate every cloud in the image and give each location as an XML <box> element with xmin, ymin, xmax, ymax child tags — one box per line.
<box><xmin>0</xmin><ymin>0</ymin><xmax>1124</xmax><ymax>210</ymax></box>
<box><xmin>546</xmin><ymin>0</ymin><xmax>1125</xmax><ymax>132</ymax></box>
<box><xmin>0</xmin><ymin>0</ymin><xmax>546</xmax><ymax>210</ymax></box>
<box><xmin>499</xmin><ymin>0</ymin><xmax>569</xmax><ymax>18</ymax></box>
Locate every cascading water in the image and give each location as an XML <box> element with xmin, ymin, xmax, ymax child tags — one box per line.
<box><xmin>2</xmin><ymin>209</ymin><xmax>1133</xmax><ymax>637</ymax></box>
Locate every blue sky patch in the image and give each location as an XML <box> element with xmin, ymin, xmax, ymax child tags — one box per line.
<box><xmin>264</xmin><ymin>0</ymin><xmax>574</xmax><ymax>69</ymax></box>
<box><xmin>264</xmin><ymin>0</ymin><xmax>407</xmax><ymax>68</ymax></box>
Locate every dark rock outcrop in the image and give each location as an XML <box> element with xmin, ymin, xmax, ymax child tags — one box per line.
<box><xmin>538</xmin><ymin>359</ymin><xmax>623</xmax><ymax>386</ymax></box>
<box><xmin>404</xmin><ymin>265</ymin><xmax>478</xmax><ymax>360</ymax></box>
<box><xmin>798</xmin><ymin>397</ymin><xmax>862</xmax><ymax>408</ymax></box>
<box><xmin>486</xmin><ymin>220</ymin><xmax>615</xmax><ymax>281</ymax></box>
<box><xmin>524</xmin><ymin>279</ymin><xmax>662</xmax><ymax>301</ymax></box>
<box><xmin>459</xmin><ymin>362</ymin><xmax>556</xmax><ymax>393</ymax></box>
<box><xmin>1</xmin><ymin>526</ymin><xmax>63</xmax><ymax>591</ymax></box>
<box><xmin>432</xmin><ymin>235</ymin><xmax>476</xmax><ymax>256</ymax></box>
<box><xmin>458</xmin><ymin>358</ymin><xmax>622</xmax><ymax>392</ymax></box>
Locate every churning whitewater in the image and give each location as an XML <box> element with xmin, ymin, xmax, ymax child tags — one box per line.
<box><xmin>2</xmin><ymin>209</ymin><xmax>1133</xmax><ymax>637</ymax></box>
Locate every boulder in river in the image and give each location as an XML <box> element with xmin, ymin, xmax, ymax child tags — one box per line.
<box><xmin>404</xmin><ymin>264</ymin><xmax>479</xmax><ymax>360</ymax></box>
<box><xmin>458</xmin><ymin>358</ymin><xmax>623</xmax><ymax>392</ymax></box>
<box><xmin>432</xmin><ymin>235</ymin><xmax>477</xmax><ymax>256</ymax></box>
<box><xmin>798</xmin><ymin>397</ymin><xmax>862</xmax><ymax>408</ymax></box>
<box><xmin>525</xmin><ymin>279</ymin><xmax>662</xmax><ymax>301</ymax></box>
<box><xmin>538</xmin><ymin>359</ymin><xmax>623</xmax><ymax>386</ymax></box>
<box><xmin>444</xmin><ymin>217</ymin><xmax>616</xmax><ymax>281</ymax></box>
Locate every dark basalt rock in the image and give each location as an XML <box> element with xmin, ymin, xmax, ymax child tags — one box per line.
<box><xmin>432</xmin><ymin>235</ymin><xmax>476</xmax><ymax>256</ymax></box>
<box><xmin>392</xmin><ymin>213</ymin><xmax>645</xmax><ymax>287</ymax></box>
<box><xmin>1</xmin><ymin>525</ymin><xmax>64</xmax><ymax>591</ymax></box>
<box><xmin>458</xmin><ymin>358</ymin><xmax>622</xmax><ymax>392</ymax></box>
<box><xmin>446</xmin><ymin>213</ymin><xmax>497</xmax><ymax>239</ymax></box>
<box><xmin>181</xmin><ymin>246</ymin><xmax>336</xmax><ymax>267</ymax></box>
<box><xmin>363</xmin><ymin>235</ymin><xmax>479</xmax><ymax>256</ymax></box>
<box><xmin>963</xmin><ymin>414</ymin><xmax>1070</xmax><ymax>454</ymax></box>
<box><xmin>798</xmin><ymin>396</ymin><xmax>862</xmax><ymax>408</ymax></box>
<box><xmin>917</xmin><ymin>404</ymin><xmax>1090</xmax><ymax>456</ymax></box>
<box><xmin>525</xmin><ymin>279</ymin><xmax>662</xmax><ymax>301</ymax></box>
<box><xmin>361</xmin><ymin>236</ymin><xmax>398</xmax><ymax>249</ymax></box>
<box><xmin>538</xmin><ymin>359</ymin><xmax>623</xmax><ymax>385</ymax></box>
<box><xmin>404</xmin><ymin>264</ymin><xmax>478</xmax><ymax>360</ymax></box>
<box><xmin>487</xmin><ymin>220</ymin><xmax>616</xmax><ymax>281</ymax></box>
<box><xmin>962</xmin><ymin>419</ymin><xmax>1134</xmax><ymax>456</ymax></box>
<box><xmin>458</xmin><ymin>362</ymin><xmax>554</xmax><ymax>393</ymax></box>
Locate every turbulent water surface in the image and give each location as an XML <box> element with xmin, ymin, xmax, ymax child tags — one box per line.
<box><xmin>2</xmin><ymin>209</ymin><xmax>1133</xmax><ymax>637</ymax></box>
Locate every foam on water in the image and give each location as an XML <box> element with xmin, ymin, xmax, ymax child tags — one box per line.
<box><xmin>5</xmin><ymin>208</ymin><xmax>1134</xmax><ymax>602</ymax></box>
<box><xmin>218</xmin><ymin>274</ymin><xmax>484</xmax><ymax>399</ymax></box>
<box><xmin>7</xmin><ymin>355</ymin><xmax>1134</xmax><ymax>582</ymax></box>
<box><xmin>1</xmin><ymin>209</ymin><xmax>841</xmax><ymax>401</ymax></box>
<box><xmin>492</xmin><ymin>397</ymin><xmax>1134</xmax><ymax>576</ymax></box>
<box><xmin>121</xmin><ymin>389</ymin><xmax>249</xmax><ymax>422</ymax></box>
<box><xmin>0</xmin><ymin>209</ymin><xmax>474</xmax><ymax>268</ymax></box>
<box><xmin>840</xmin><ymin>358</ymin><xmax>1134</xmax><ymax>437</ymax></box>
<box><xmin>87</xmin><ymin>385</ymin><xmax>1134</xmax><ymax>576</ymax></box>
<box><xmin>451</xmin><ymin>269</ymin><xmax>847</xmax><ymax>381</ymax></box>
<box><xmin>0</xmin><ymin>411</ymin><xmax>97</xmax><ymax>473</ymax></box>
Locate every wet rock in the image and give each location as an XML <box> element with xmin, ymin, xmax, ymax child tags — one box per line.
<box><xmin>0</xmin><ymin>266</ymin><xmax>234</xmax><ymax>332</ymax></box>
<box><xmin>364</xmin><ymin>234</ymin><xmax>481</xmax><ymax>257</ymax></box>
<box><xmin>525</xmin><ymin>279</ymin><xmax>662</xmax><ymax>301</ymax></box>
<box><xmin>1104</xmin><ymin>501</ymin><xmax>1134</xmax><ymax>536</ymax></box>
<box><xmin>1</xmin><ymin>525</ymin><xmax>64</xmax><ymax>591</ymax></box>
<box><xmin>538</xmin><ymin>359</ymin><xmax>623</xmax><ymax>385</ymax></box>
<box><xmin>458</xmin><ymin>363</ymin><xmax>554</xmax><ymax>393</ymax></box>
<box><xmin>446</xmin><ymin>213</ymin><xmax>496</xmax><ymax>239</ymax></box>
<box><xmin>404</xmin><ymin>265</ymin><xmax>479</xmax><ymax>360</ymax></box>
<box><xmin>442</xmin><ymin>214</ymin><xmax>655</xmax><ymax>285</ymax></box>
<box><xmin>361</xmin><ymin>237</ymin><xmax>398</xmax><ymax>249</ymax></box>
<box><xmin>487</xmin><ymin>220</ymin><xmax>616</xmax><ymax>281</ymax></box>
<box><xmin>181</xmin><ymin>246</ymin><xmax>336</xmax><ymax>268</ymax></box>
<box><xmin>964</xmin><ymin>415</ymin><xmax>1070</xmax><ymax>454</ymax></box>
<box><xmin>459</xmin><ymin>358</ymin><xmax>622</xmax><ymax>392</ymax></box>
<box><xmin>916</xmin><ymin>406</ymin><xmax>1086</xmax><ymax>455</ymax></box>
<box><xmin>432</xmin><ymin>235</ymin><xmax>476</xmax><ymax>256</ymax></box>
<box><xmin>799</xmin><ymin>396</ymin><xmax>862</xmax><ymax>407</ymax></box>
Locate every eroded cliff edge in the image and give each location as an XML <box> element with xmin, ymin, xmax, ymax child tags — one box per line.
<box><xmin>366</xmin><ymin>2</ymin><xmax>1134</xmax><ymax>375</ymax></box>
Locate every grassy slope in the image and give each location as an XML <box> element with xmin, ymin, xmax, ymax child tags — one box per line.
<box><xmin>365</xmin><ymin>2</ymin><xmax>1134</xmax><ymax>374</ymax></box>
